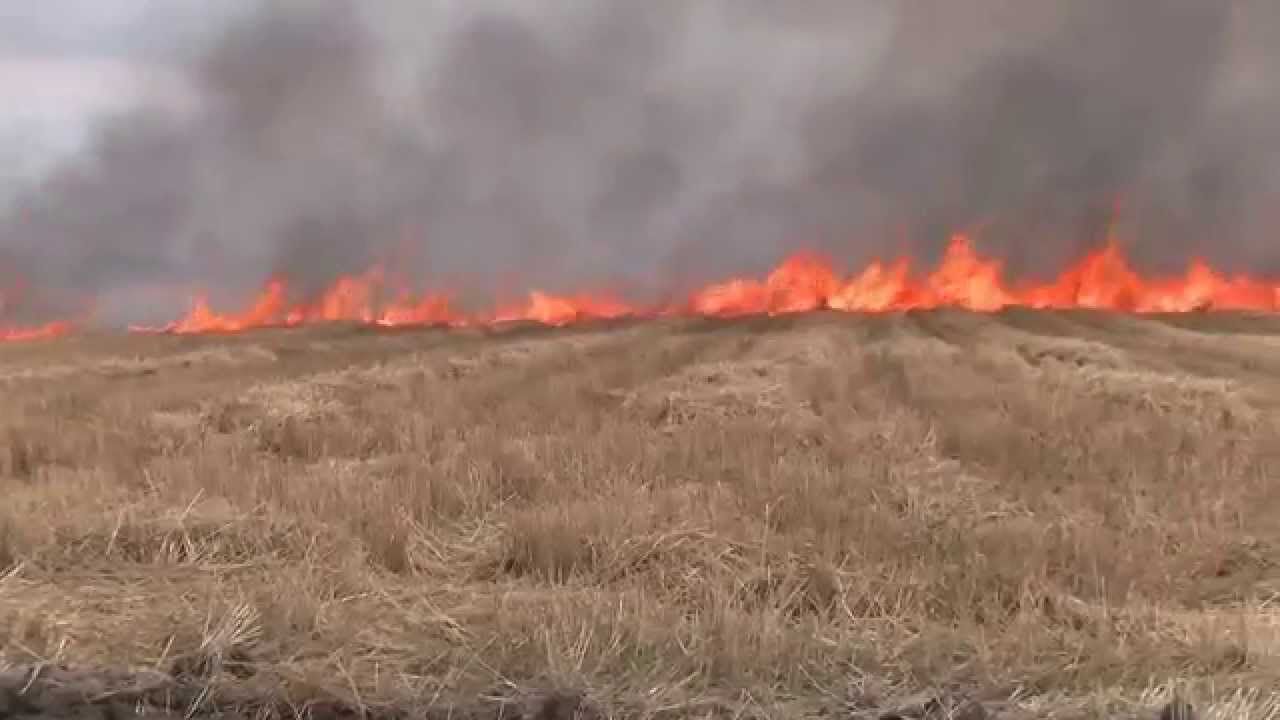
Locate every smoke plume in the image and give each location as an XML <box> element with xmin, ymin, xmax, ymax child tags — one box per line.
<box><xmin>2</xmin><ymin>0</ymin><xmax>1278</xmax><ymax>325</ymax></box>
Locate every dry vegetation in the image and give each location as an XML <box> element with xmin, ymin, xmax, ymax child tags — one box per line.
<box><xmin>1</xmin><ymin>310</ymin><xmax>1279</xmax><ymax>718</ymax></box>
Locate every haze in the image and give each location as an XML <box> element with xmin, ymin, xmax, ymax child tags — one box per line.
<box><xmin>1</xmin><ymin>1</ymin><xmax>1277</xmax><ymax>327</ymax></box>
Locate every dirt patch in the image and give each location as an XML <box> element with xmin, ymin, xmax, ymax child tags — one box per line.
<box><xmin>0</xmin><ymin>666</ymin><xmax>1205</xmax><ymax>720</ymax></box>
<box><xmin>1014</xmin><ymin>336</ymin><xmax>1131</xmax><ymax>371</ymax></box>
<box><xmin>0</xmin><ymin>665</ymin><xmax>602</xmax><ymax>720</ymax></box>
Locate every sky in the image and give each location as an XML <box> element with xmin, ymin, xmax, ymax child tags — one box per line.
<box><xmin>0</xmin><ymin>2</ymin><xmax>242</xmax><ymax>197</ymax></box>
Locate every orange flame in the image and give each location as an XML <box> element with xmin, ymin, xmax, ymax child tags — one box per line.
<box><xmin>0</xmin><ymin>288</ymin><xmax>76</xmax><ymax>342</ymax></box>
<box><xmin>0</xmin><ymin>319</ymin><xmax>74</xmax><ymax>342</ymax></box>
<box><xmin>126</xmin><ymin>234</ymin><xmax>1280</xmax><ymax>337</ymax></box>
<box><xmin>9</xmin><ymin>233</ymin><xmax>1280</xmax><ymax>343</ymax></box>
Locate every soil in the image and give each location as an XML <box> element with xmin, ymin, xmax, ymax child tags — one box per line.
<box><xmin>0</xmin><ymin>665</ymin><xmax>1194</xmax><ymax>720</ymax></box>
<box><xmin>0</xmin><ymin>665</ymin><xmax>598</xmax><ymax>720</ymax></box>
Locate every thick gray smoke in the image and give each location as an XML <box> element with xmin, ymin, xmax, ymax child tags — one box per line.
<box><xmin>2</xmin><ymin>0</ymin><xmax>1279</xmax><ymax>325</ymax></box>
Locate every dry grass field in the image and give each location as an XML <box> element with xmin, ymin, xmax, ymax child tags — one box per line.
<box><xmin>2</xmin><ymin>310</ymin><xmax>1279</xmax><ymax>719</ymax></box>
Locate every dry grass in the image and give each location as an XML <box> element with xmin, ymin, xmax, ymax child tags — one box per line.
<box><xmin>1</xmin><ymin>311</ymin><xmax>1279</xmax><ymax>718</ymax></box>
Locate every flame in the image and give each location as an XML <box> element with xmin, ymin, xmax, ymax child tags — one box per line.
<box><xmin>0</xmin><ymin>288</ymin><xmax>76</xmax><ymax>342</ymax></box>
<box><xmin>0</xmin><ymin>319</ymin><xmax>74</xmax><ymax>342</ymax></box>
<box><xmin>9</xmin><ymin>233</ymin><xmax>1280</xmax><ymax>343</ymax></box>
<box><xmin>133</xmin><ymin>233</ymin><xmax>1280</xmax><ymax>337</ymax></box>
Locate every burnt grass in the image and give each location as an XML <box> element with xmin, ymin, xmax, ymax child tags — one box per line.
<box><xmin>1</xmin><ymin>311</ymin><xmax>1279</xmax><ymax>718</ymax></box>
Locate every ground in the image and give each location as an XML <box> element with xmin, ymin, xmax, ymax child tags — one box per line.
<box><xmin>0</xmin><ymin>310</ymin><xmax>1278</xmax><ymax>719</ymax></box>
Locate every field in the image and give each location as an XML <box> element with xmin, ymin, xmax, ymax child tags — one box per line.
<box><xmin>1</xmin><ymin>310</ymin><xmax>1279</xmax><ymax>719</ymax></box>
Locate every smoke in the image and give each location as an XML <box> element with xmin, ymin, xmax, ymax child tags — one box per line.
<box><xmin>2</xmin><ymin>0</ymin><xmax>1279</xmax><ymax>325</ymax></box>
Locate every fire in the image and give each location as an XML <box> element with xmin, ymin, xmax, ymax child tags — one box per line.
<box><xmin>130</xmin><ymin>234</ymin><xmax>1280</xmax><ymax>337</ymax></box>
<box><xmin>9</xmin><ymin>233</ymin><xmax>1280</xmax><ymax>343</ymax></box>
<box><xmin>492</xmin><ymin>292</ymin><xmax>635</xmax><ymax>327</ymax></box>
<box><xmin>0</xmin><ymin>320</ymin><xmax>74</xmax><ymax>342</ymax></box>
<box><xmin>0</xmin><ymin>288</ymin><xmax>76</xmax><ymax>342</ymax></box>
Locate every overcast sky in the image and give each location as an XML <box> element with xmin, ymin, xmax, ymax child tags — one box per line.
<box><xmin>0</xmin><ymin>2</ymin><xmax>247</xmax><ymax>196</ymax></box>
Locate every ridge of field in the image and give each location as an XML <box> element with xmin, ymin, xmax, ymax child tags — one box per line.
<box><xmin>1</xmin><ymin>310</ymin><xmax>1279</xmax><ymax>719</ymax></box>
